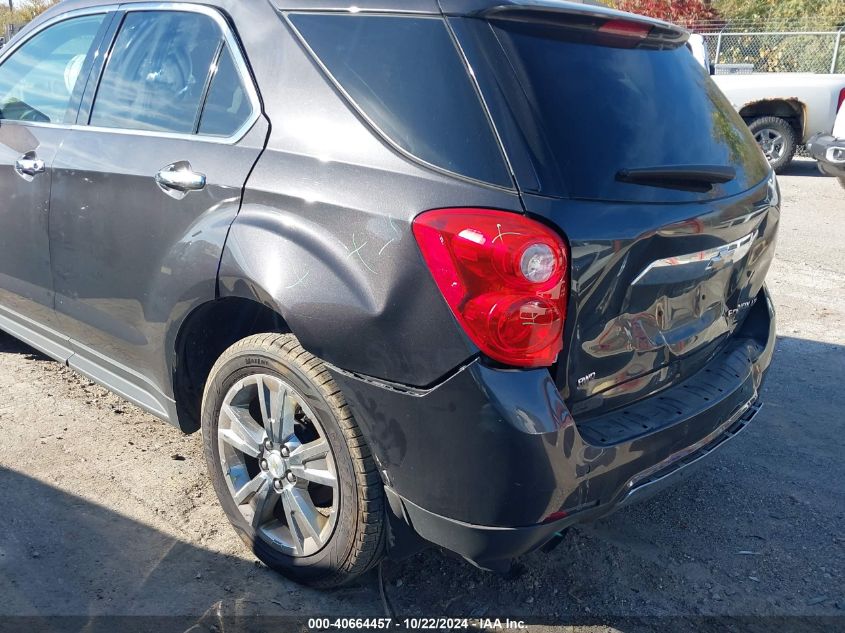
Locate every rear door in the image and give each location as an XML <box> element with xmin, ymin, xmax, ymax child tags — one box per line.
<box><xmin>0</xmin><ymin>11</ymin><xmax>106</xmax><ymax>340</ymax></box>
<box><xmin>451</xmin><ymin>9</ymin><xmax>778</xmax><ymax>412</ymax></box>
<box><xmin>48</xmin><ymin>5</ymin><xmax>267</xmax><ymax>399</ymax></box>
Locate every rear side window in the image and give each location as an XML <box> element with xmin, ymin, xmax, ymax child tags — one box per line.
<box><xmin>487</xmin><ymin>21</ymin><xmax>770</xmax><ymax>202</ymax></box>
<box><xmin>198</xmin><ymin>45</ymin><xmax>252</xmax><ymax>137</ymax></box>
<box><xmin>290</xmin><ymin>14</ymin><xmax>511</xmax><ymax>188</ymax></box>
<box><xmin>91</xmin><ymin>11</ymin><xmax>222</xmax><ymax>134</ymax></box>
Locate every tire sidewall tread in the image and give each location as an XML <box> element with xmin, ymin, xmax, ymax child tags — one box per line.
<box><xmin>201</xmin><ymin>333</ymin><xmax>385</xmax><ymax>588</ymax></box>
<box><xmin>749</xmin><ymin>116</ymin><xmax>797</xmax><ymax>173</ymax></box>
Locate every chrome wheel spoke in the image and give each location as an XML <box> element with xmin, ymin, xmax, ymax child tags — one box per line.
<box><xmin>256</xmin><ymin>375</ymin><xmax>282</xmax><ymax>443</ymax></box>
<box><xmin>289</xmin><ymin>438</ymin><xmax>330</xmax><ymax>464</ymax></box>
<box><xmin>289</xmin><ymin>437</ymin><xmax>336</xmax><ymax>487</ymax></box>
<box><xmin>290</xmin><ymin>462</ymin><xmax>336</xmax><ymax>488</ymax></box>
<box><xmin>281</xmin><ymin>486</ymin><xmax>322</xmax><ymax>553</ymax></box>
<box><xmin>279</xmin><ymin>388</ymin><xmax>298</xmax><ymax>443</ymax></box>
<box><xmin>219</xmin><ymin>404</ymin><xmax>264</xmax><ymax>457</ymax></box>
<box><xmin>232</xmin><ymin>473</ymin><xmax>267</xmax><ymax>505</ymax></box>
<box><xmin>251</xmin><ymin>478</ymin><xmax>278</xmax><ymax>530</ymax></box>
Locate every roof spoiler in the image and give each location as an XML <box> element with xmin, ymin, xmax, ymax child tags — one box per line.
<box><xmin>442</xmin><ymin>1</ymin><xmax>689</xmax><ymax>49</ymax></box>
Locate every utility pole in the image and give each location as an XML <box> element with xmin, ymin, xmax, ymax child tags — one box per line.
<box><xmin>7</xmin><ymin>1</ymin><xmax>12</xmax><ymax>12</ymax></box>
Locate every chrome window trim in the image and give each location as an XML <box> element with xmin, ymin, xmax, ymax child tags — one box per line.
<box><xmin>0</xmin><ymin>2</ymin><xmax>261</xmax><ymax>146</ymax></box>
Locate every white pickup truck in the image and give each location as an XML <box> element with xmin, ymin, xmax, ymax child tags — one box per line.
<box><xmin>688</xmin><ymin>34</ymin><xmax>845</xmax><ymax>172</ymax></box>
<box><xmin>715</xmin><ymin>73</ymin><xmax>845</xmax><ymax>172</ymax></box>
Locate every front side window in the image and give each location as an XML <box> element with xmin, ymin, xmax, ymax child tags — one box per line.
<box><xmin>90</xmin><ymin>11</ymin><xmax>222</xmax><ymax>134</ymax></box>
<box><xmin>0</xmin><ymin>14</ymin><xmax>105</xmax><ymax>124</ymax></box>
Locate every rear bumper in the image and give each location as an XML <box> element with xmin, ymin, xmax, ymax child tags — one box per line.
<box><xmin>806</xmin><ymin>133</ymin><xmax>845</xmax><ymax>178</ymax></box>
<box><xmin>392</xmin><ymin>400</ymin><xmax>761</xmax><ymax>571</ymax></box>
<box><xmin>330</xmin><ymin>287</ymin><xmax>776</xmax><ymax>570</ymax></box>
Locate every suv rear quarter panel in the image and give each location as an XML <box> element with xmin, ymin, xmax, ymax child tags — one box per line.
<box><xmin>219</xmin><ymin>10</ymin><xmax>524</xmax><ymax>386</ymax></box>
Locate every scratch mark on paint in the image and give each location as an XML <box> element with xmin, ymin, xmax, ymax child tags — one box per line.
<box><xmin>522</xmin><ymin>312</ymin><xmax>540</xmax><ymax>327</ymax></box>
<box><xmin>349</xmin><ymin>234</ymin><xmax>378</xmax><ymax>275</ymax></box>
<box><xmin>284</xmin><ymin>271</ymin><xmax>310</xmax><ymax>290</ymax></box>
<box><xmin>493</xmin><ymin>223</ymin><xmax>522</xmax><ymax>244</ymax></box>
<box><xmin>347</xmin><ymin>235</ymin><xmax>367</xmax><ymax>260</ymax></box>
<box><xmin>378</xmin><ymin>216</ymin><xmax>402</xmax><ymax>255</ymax></box>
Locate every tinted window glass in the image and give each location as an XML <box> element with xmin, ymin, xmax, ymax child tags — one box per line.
<box><xmin>291</xmin><ymin>14</ymin><xmax>511</xmax><ymax>187</ymax></box>
<box><xmin>198</xmin><ymin>45</ymin><xmax>252</xmax><ymax>137</ymax></box>
<box><xmin>487</xmin><ymin>23</ymin><xmax>769</xmax><ymax>202</ymax></box>
<box><xmin>0</xmin><ymin>15</ymin><xmax>104</xmax><ymax>123</ymax></box>
<box><xmin>91</xmin><ymin>11</ymin><xmax>221</xmax><ymax>133</ymax></box>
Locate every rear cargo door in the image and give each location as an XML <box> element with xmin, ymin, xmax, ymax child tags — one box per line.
<box><xmin>450</xmin><ymin>9</ymin><xmax>779</xmax><ymax>412</ymax></box>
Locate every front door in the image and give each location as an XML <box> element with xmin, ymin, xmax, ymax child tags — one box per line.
<box><xmin>48</xmin><ymin>6</ymin><xmax>266</xmax><ymax>404</ymax></box>
<box><xmin>0</xmin><ymin>12</ymin><xmax>106</xmax><ymax>343</ymax></box>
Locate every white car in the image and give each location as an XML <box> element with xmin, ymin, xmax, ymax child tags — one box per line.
<box><xmin>687</xmin><ymin>34</ymin><xmax>845</xmax><ymax>172</ymax></box>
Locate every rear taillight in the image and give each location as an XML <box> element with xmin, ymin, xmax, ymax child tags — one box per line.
<box><xmin>413</xmin><ymin>208</ymin><xmax>569</xmax><ymax>368</ymax></box>
<box><xmin>838</xmin><ymin>88</ymin><xmax>845</xmax><ymax>113</ymax></box>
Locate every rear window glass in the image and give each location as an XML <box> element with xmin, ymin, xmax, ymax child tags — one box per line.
<box><xmin>490</xmin><ymin>22</ymin><xmax>769</xmax><ymax>202</ymax></box>
<box><xmin>290</xmin><ymin>14</ymin><xmax>512</xmax><ymax>188</ymax></box>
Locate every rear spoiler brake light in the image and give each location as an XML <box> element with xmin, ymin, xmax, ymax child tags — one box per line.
<box><xmin>598</xmin><ymin>18</ymin><xmax>651</xmax><ymax>38</ymax></box>
<box><xmin>480</xmin><ymin>5</ymin><xmax>688</xmax><ymax>50</ymax></box>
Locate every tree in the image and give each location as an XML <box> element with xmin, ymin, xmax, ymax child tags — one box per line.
<box><xmin>611</xmin><ymin>0</ymin><xmax>718</xmax><ymax>27</ymax></box>
<box><xmin>712</xmin><ymin>0</ymin><xmax>845</xmax><ymax>25</ymax></box>
<box><xmin>0</xmin><ymin>0</ymin><xmax>58</xmax><ymax>33</ymax></box>
<box><xmin>610</xmin><ymin>0</ymin><xmax>845</xmax><ymax>27</ymax></box>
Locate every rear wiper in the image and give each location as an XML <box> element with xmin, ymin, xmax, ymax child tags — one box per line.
<box><xmin>616</xmin><ymin>165</ymin><xmax>737</xmax><ymax>192</ymax></box>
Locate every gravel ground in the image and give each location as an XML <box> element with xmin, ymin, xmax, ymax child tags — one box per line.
<box><xmin>0</xmin><ymin>158</ymin><xmax>843</xmax><ymax>631</ymax></box>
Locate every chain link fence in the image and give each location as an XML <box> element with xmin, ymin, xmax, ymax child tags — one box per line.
<box><xmin>693</xmin><ymin>21</ymin><xmax>845</xmax><ymax>74</ymax></box>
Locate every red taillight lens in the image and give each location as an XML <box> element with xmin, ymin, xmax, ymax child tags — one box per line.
<box><xmin>837</xmin><ymin>88</ymin><xmax>845</xmax><ymax>113</ymax></box>
<box><xmin>413</xmin><ymin>208</ymin><xmax>569</xmax><ymax>368</ymax></box>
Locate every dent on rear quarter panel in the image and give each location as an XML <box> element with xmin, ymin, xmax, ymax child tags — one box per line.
<box><xmin>218</xmin><ymin>9</ymin><xmax>523</xmax><ymax>386</ymax></box>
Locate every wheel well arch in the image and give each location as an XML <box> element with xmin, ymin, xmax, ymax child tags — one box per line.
<box><xmin>739</xmin><ymin>98</ymin><xmax>806</xmax><ymax>139</ymax></box>
<box><xmin>172</xmin><ymin>297</ymin><xmax>290</xmax><ymax>433</ymax></box>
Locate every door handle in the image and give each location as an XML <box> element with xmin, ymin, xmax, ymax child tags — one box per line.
<box><xmin>15</xmin><ymin>153</ymin><xmax>46</xmax><ymax>181</ymax></box>
<box><xmin>155</xmin><ymin>161</ymin><xmax>206</xmax><ymax>199</ymax></box>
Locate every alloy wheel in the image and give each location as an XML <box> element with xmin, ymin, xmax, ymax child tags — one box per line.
<box><xmin>754</xmin><ymin>128</ymin><xmax>785</xmax><ymax>162</ymax></box>
<box><xmin>217</xmin><ymin>374</ymin><xmax>339</xmax><ymax>557</ymax></box>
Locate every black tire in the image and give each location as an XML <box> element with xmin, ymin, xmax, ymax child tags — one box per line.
<box><xmin>748</xmin><ymin>116</ymin><xmax>796</xmax><ymax>173</ymax></box>
<box><xmin>201</xmin><ymin>333</ymin><xmax>385</xmax><ymax>587</ymax></box>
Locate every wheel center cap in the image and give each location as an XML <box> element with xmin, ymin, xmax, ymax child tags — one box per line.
<box><xmin>265</xmin><ymin>451</ymin><xmax>286</xmax><ymax>479</ymax></box>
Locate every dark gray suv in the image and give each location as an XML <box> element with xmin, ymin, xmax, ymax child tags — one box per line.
<box><xmin>0</xmin><ymin>0</ymin><xmax>778</xmax><ymax>587</ymax></box>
